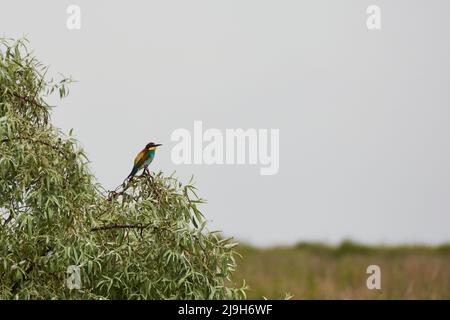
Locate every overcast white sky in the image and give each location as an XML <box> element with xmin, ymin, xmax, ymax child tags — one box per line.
<box><xmin>2</xmin><ymin>0</ymin><xmax>450</xmax><ymax>246</ymax></box>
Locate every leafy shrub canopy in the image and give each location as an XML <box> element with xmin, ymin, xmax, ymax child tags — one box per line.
<box><xmin>0</xmin><ymin>38</ymin><xmax>246</xmax><ymax>299</ymax></box>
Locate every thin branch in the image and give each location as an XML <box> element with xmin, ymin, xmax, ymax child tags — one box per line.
<box><xmin>1</xmin><ymin>136</ymin><xmax>69</xmax><ymax>160</ymax></box>
<box><xmin>91</xmin><ymin>223</ymin><xmax>151</xmax><ymax>232</ymax></box>
<box><xmin>2</xmin><ymin>213</ymin><xmax>14</xmax><ymax>226</ymax></box>
<box><xmin>107</xmin><ymin>173</ymin><xmax>152</xmax><ymax>201</ymax></box>
<box><xmin>91</xmin><ymin>222</ymin><xmax>171</xmax><ymax>233</ymax></box>
<box><xmin>8</xmin><ymin>91</ymin><xmax>48</xmax><ymax>110</ymax></box>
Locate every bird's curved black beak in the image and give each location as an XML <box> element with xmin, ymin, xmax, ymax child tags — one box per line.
<box><xmin>155</xmin><ymin>144</ymin><xmax>162</xmax><ymax>147</ymax></box>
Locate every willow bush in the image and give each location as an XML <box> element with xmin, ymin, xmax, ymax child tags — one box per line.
<box><xmin>0</xmin><ymin>38</ymin><xmax>246</xmax><ymax>299</ymax></box>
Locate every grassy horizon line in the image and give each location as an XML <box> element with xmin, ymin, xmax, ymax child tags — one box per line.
<box><xmin>237</xmin><ymin>239</ymin><xmax>450</xmax><ymax>254</ymax></box>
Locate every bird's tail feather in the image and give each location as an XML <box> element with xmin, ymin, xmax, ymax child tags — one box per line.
<box><xmin>127</xmin><ymin>166</ymin><xmax>138</xmax><ymax>179</ymax></box>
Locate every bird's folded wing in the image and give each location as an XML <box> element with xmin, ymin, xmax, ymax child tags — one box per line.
<box><xmin>133</xmin><ymin>149</ymin><xmax>148</xmax><ymax>168</ymax></box>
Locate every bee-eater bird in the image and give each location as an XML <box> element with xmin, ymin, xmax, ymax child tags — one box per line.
<box><xmin>127</xmin><ymin>142</ymin><xmax>162</xmax><ymax>179</ymax></box>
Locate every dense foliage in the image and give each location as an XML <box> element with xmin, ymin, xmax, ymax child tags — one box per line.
<box><xmin>0</xmin><ymin>38</ymin><xmax>246</xmax><ymax>299</ymax></box>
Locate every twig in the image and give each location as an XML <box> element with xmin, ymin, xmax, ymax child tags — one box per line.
<box><xmin>8</xmin><ymin>91</ymin><xmax>48</xmax><ymax>110</ymax></box>
<box><xmin>1</xmin><ymin>136</ymin><xmax>69</xmax><ymax>160</ymax></box>
<box><xmin>107</xmin><ymin>173</ymin><xmax>154</xmax><ymax>201</ymax></box>
<box><xmin>91</xmin><ymin>223</ymin><xmax>150</xmax><ymax>232</ymax></box>
<box><xmin>91</xmin><ymin>222</ymin><xmax>172</xmax><ymax>233</ymax></box>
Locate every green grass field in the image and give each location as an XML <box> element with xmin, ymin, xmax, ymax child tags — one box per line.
<box><xmin>232</xmin><ymin>241</ymin><xmax>450</xmax><ymax>299</ymax></box>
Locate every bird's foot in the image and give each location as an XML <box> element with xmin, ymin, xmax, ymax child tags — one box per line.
<box><xmin>144</xmin><ymin>169</ymin><xmax>155</xmax><ymax>182</ymax></box>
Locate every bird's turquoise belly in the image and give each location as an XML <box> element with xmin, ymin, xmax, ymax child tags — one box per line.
<box><xmin>144</xmin><ymin>151</ymin><xmax>155</xmax><ymax>167</ymax></box>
